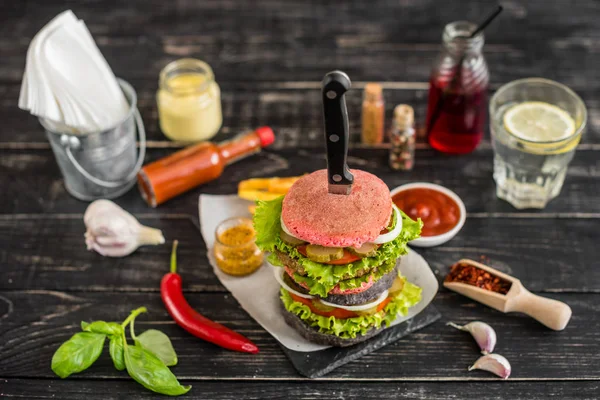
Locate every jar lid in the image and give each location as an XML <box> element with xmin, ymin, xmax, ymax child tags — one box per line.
<box><xmin>394</xmin><ymin>104</ymin><xmax>414</xmax><ymax>127</ymax></box>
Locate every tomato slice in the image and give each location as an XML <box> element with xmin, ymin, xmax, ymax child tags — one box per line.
<box><xmin>297</xmin><ymin>246</ymin><xmax>362</xmax><ymax>265</ymax></box>
<box><xmin>375</xmin><ymin>297</ymin><xmax>391</xmax><ymax>313</ymax></box>
<box><xmin>289</xmin><ymin>292</ymin><xmax>392</xmax><ymax>319</ymax></box>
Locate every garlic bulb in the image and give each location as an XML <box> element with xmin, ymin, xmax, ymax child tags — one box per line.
<box><xmin>469</xmin><ymin>353</ymin><xmax>511</xmax><ymax>379</ymax></box>
<box><xmin>84</xmin><ymin>200</ymin><xmax>165</xmax><ymax>257</ymax></box>
<box><xmin>447</xmin><ymin>321</ymin><xmax>497</xmax><ymax>354</ymax></box>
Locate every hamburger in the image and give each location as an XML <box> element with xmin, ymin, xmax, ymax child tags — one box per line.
<box><xmin>253</xmin><ymin>169</ymin><xmax>423</xmax><ymax>347</ymax></box>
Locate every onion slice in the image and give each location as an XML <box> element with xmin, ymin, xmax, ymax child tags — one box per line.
<box><xmin>272</xmin><ymin>266</ymin><xmax>314</xmax><ymax>299</ymax></box>
<box><xmin>320</xmin><ymin>289</ymin><xmax>390</xmax><ymax>311</ymax></box>
<box><xmin>280</xmin><ymin>214</ymin><xmax>302</xmax><ymax>239</ymax></box>
<box><xmin>371</xmin><ymin>205</ymin><xmax>402</xmax><ymax>244</ymax></box>
<box><xmin>273</xmin><ymin>265</ymin><xmax>391</xmax><ymax>312</ymax></box>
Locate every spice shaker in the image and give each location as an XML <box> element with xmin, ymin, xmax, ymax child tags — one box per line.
<box><xmin>389</xmin><ymin>105</ymin><xmax>415</xmax><ymax>170</ymax></box>
<box><xmin>361</xmin><ymin>83</ymin><xmax>385</xmax><ymax>145</ymax></box>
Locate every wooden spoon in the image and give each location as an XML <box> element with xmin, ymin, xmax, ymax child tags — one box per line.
<box><xmin>444</xmin><ymin>259</ymin><xmax>572</xmax><ymax>331</ymax></box>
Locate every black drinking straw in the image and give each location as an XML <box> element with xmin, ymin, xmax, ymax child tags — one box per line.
<box><xmin>426</xmin><ymin>5</ymin><xmax>504</xmax><ymax>138</ymax></box>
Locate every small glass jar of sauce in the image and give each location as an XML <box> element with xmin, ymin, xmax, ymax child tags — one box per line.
<box><xmin>157</xmin><ymin>58</ymin><xmax>222</xmax><ymax>142</ymax></box>
<box><xmin>214</xmin><ymin>217</ymin><xmax>264</xmax><ymax>276</ymax></box>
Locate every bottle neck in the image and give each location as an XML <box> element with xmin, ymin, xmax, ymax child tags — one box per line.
<box><xmin>218</xmin><ymin>131</ymin><xmax>262</xmax><ymax>165</ymax></box>
<box><xmin>433</xmin><ymin>21</ymin><xmax>489</xmax><ymax>92</ymax></box>
<box><xmin>364</xmin><ymin>83</ymin><xmax>383</xmax><ymax>103</ymax></box>
<box><xmin>393</xmin><ymin>105</ymin><xmax>414</xmax><ymax>131</ymax></box>
<box><xmin>442</xmin><ymin>21</ymin><xmax>484</xmax><ymax>57</ymax></box>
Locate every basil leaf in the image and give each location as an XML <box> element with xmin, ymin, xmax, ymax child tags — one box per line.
<box><xmin>109</xmin><ymin>335</ymin><xmax>125</xmax><ymax>371</ymax></box>
<box><xmin>124</xmin><ymin>344</ymin><xmax>190</xmax><ymax>396</ymax></box>
<box><xmin>51</xmin><ymin>332</ymin><xmax>106</xmax><ymax>378</ymax></box>
<box><xmin>81</xmin><ymin>321</ymin><xmax>123</xmax><ymax>336</ymax></box>
<box><xmin>134</xmin><ymin>329</ymin><xmax>178</xmax><ymax>366</ymax></box>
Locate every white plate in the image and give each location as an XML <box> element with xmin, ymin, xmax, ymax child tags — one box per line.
<box><xmin>199</xmin><ymin>194</ymin><xmax>439</xmax><ymax>352</ymax></box>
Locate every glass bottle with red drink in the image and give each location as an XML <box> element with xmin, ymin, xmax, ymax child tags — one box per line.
<box><xmin>426</xmin><ymin>21</ymin><xmax>490</xmax><ymax>154</ymax></box>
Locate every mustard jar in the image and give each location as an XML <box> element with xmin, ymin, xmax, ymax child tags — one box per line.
<box><xmin>214</xmin><ymin>217</ymin><xmax>264</xmax><ymax>276</ymax></box>
<box><xmin>157</xmin><ymin>58</ymin><xmax>223</xmax><ymax>142</ymax></box>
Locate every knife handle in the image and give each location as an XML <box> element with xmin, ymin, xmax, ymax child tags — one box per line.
<box><xmin>322</xmin><ymin>71</ymin><xmax>354</xmax><ymax>188</ymax></box>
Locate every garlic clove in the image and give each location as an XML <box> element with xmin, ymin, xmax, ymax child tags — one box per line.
<box><xmin>137</xmin><ymin>225</ymin><xmax>166</xmax><ymax>246</ymax></box>
<box><xmin>469</xmin><ymin>353</ymin><xmax>511</xmax><ymax>379</ymax></box>
<box><xmin>95</xmin><ymin>235</ymin><xmax>129</xmax><ymax>247</ymax></box>
<box><xmin>84</xmin><ymin>199</ymin><xmax>165</xmax><ymax>257</ymax></box>
<box><xmin>447</xmin><ymin>321</ymin><xmax>497</xmax><ymax>354</ymax></box>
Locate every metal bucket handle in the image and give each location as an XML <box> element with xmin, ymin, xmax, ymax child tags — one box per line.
<box><xmin>60</xmin><ymin>108</ymin><xmax>146</xmax><ymax>189</ymax></box>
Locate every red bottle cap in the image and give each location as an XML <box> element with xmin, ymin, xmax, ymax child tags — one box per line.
<box><xmin>255</xmin><ymin>126</ymin><xmax>275</xmax><ymax>148</ymax></box>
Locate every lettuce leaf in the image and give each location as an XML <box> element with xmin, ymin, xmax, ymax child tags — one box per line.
<box><xmin>253</xmin><ymin>196</ymin><xmax>284</xmax><ymax>251</ymax></box>
<box><xmin>270</xmin><ymin>256</ymin><xmax>397</xmax><ymax>298</ymax></box>
<box><xmin>281</xmin><ymin>274</ymin><xmax>422</xmax><ymax>339</ymax></box>
<box><xmin>253</xmin><ymin>197</ymin><xmax>423</xmax><ymax>296</ymax></box>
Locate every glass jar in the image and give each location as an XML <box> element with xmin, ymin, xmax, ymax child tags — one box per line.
<box><xmin>426</xmin><ymin>21</ymin><xmax>490</xmax><ymax>154</ymax></box>
<box><xmin>157</xmin><ymin>58</ymin><xmax>222</xmax><ymax>142</ymax></box>
<box><xmin>389</xmin><ymin>104</ymin><xmax>415</xmax><ymax>170</ymax></box>
<box><xmin>361</xmin><ymin>83</ymin><xmax>385</xmax><ymax>145</ymax></box>
<box><xmin>213</xmin><ymin>217</ymin><xmax>264</xmax><ymax>276</ymax></box>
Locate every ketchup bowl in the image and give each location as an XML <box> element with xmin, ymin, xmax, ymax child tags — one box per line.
<box><xmin>390</xmin><ymin>182</ymin><xmax>466</xmax><ymax>248</ymax></box>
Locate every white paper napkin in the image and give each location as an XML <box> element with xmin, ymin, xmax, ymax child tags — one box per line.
<box><xmin>19</xmin><ymin>10</ymin><xmax>129</xmax><ymax>134</ymax></box>
<box><xmin>199</xmin><ymin>194</ymin><xmax>439</xmax><ymax>352</ymax></box>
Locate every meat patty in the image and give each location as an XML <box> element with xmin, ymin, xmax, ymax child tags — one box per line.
<box><xmin>275</xmin><ymin>250</ymin><xmax>372</xmax><ymax>280</ymax></box>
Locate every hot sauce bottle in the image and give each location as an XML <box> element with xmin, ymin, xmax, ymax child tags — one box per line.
<box><xmin>138</xmin><ymin>127</ymin><xmax>275</xmax><ymax>207</ymax></box>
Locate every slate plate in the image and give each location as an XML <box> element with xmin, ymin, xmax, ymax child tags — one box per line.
<box><xmin>279</xmin><ymin>303</ymin><xmax>441</xmax><ymax>378</ymax></box>
<box><xmin>199</xmin><ymin>194</ymin><xmax>442</xmax><ymax>376</ymax></box>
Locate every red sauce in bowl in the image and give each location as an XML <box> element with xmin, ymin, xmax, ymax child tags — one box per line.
<box><xmin>393</xmin><ymin>187</ymin><xmax>460</xmax><ymax>237</ymax></box>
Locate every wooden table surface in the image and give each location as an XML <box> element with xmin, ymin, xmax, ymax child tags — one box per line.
<box><xmin>1</xmin><ymin>1</ymin><xmax>599</xmax><ymax>399</ymax></box>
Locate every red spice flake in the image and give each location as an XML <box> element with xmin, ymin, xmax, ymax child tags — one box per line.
<box><xmin>445</xmin><ymin>262</ymin><xmax>511</xmax><ymax>295</ymax></box>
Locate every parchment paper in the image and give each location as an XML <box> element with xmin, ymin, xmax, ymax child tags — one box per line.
<box><xmin>199</xmin><ymin>194</ymin><xmax>439</xmax><ymax>353</ymax></box>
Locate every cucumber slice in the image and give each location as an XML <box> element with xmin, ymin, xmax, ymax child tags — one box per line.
<box><xmin>279</xmin><ymin>229</ymin><xmax>306</xmax><ymax>246</ymax></box>
<box><xmin>347</xmin><ymin>242</ymin><xmax>379</xmax><ymax>257</ymax></box>
<box><xmin>305</xmin><ymin>245</ymin><xmax>343</xmax><ymax>262</ymax></box>
<box><xmin>311</xmin><ymin>300</ymin><xmax>336</xmax><ymax>312</ymax></box>
<box><xmin>355</xmin><ymin>305</ymin><xmax>381</xmax><ymax>316</ymax></box>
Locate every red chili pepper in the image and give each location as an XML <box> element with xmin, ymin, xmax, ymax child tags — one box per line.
<box><xmin>161</xmin><ymin>241</ymin><xmax>259</xmax><ymax>354</ymax></box>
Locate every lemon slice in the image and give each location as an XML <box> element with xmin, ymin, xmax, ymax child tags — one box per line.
<box><xmin>503</xmin><ymin>101</ymin><xmax>576</xmax><ymax>142</ymax></box>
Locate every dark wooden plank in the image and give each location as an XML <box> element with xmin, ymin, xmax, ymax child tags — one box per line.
<box><xmin>1</xmin><ymin>379</ymin><xmax>599</xmax><ymax>400</ymax></box>
<box><xmin>2</xmin><ymin>84</ymin><xmax>599</xmax><ymax>145</ymax></box>
<box><xmin>0</xmin><ymin>147</ymin><xmax>598</xmax><ymax>215</ymax></box>
<box><xmin>2</xmin><ymin>0</ymin><xmax>600</xmax><ymax>90</ymax></box>
<box><xmin>1</xmin><ymin>213</ymin><xmax>599</xmax><ymax>293</ymax></box>
<box><xmin>0</xmin><ymin>290</ymin><xmax>597</xmax><ymax>380</ymax></box>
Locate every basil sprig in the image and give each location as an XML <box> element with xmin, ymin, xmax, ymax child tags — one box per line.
<box><xmin>51</xmin><ymin>307</ymin><xmax>190</xmax><ymax>396</ymax></box>
<box><xmin>51</xmin><ymin>332</ymin><xmax>106</xmax><ymax>378</ymax></box>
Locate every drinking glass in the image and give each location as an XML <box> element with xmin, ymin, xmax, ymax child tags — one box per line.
<box><xmin>490</xmin><ymin>78</ymin><xmax>587</xmax><ymax>209</ymax></box>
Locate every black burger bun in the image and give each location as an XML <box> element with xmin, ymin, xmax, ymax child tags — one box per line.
<box><xmin>323</xmin><ymin>266</ymin><xmax>398</xmax><ymax>306</ymax></box>
<box><xmin>280</xmin><ymin>301</ymin><xmax>385</xmax><ymax>347</ymax></box>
